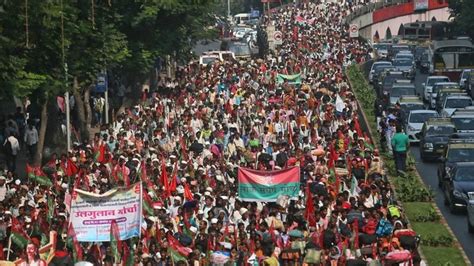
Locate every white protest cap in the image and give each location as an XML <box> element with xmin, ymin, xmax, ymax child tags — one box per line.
<box><xmin>211</xmin><ymin>218</ymin><xmax>218</xmax><ymax>224</ymax></box>
<box><xmin>239</xmin><ymin>208</ymin><xmax>248</xmax><ymax>215</ymax></box>
<box><xmin>189</xmin><ymin>226</ymin><xmax>198</xmax><ymax>233</ymax></box>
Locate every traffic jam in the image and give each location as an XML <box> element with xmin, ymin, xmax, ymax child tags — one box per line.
<box><xmin>370</xmin><ymin>21</ymin><xmax>474</xmax><ymax>233</ymax></box>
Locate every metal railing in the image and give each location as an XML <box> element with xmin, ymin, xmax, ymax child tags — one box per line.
<box><xmin>344</xmin><ymin>0</ymin><xmax>411</xmax><ymax>24</ymax></box>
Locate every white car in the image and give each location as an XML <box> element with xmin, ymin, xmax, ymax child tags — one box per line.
<box><xmin>233</xmin><ymin>27</ymin><xmax>253</xmax><ymax>40</ymax></box>
<box><xmin>369</xmin><ymin>61</ymin><xmax>392</xmax><ymax>83</ymax></box>
<box><xmin>199</xmin><ymin>55</ymin><xmax>219</xmax><ymax>66</ymax></box>
<box><xmin>459</xmin><ymin>69</ymin><xmax>471</xmax><ymax>89</ymax></box>
<box><xmin>440</xmin><ymin>95</ymin><xmax>473</xmax><ymax>117</ymax></box>
<box><xmin>428</xmin><ymin>82</ymin><xmax>460</xmax><ymax>109</ymax></box>
<box><xmin>422</xmin><ymin>76</ymin><xmax>450</xmax><ymax>102</ymax></box>
<box><xmin>406</xmin><ymin>110</ymin><xmax>439</xmax><ymax>142</ymax></box>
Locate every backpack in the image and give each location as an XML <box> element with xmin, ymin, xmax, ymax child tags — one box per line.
<box><xmin>376</xmin><ymin>219</ymin><xmax>393</xmax><ymax>237</ymax></box>
<box><xmin>303</xmin><ymin>249</ymin><xmax>321</xmax><ymax>264</ymax></box>
<box><xmin>399</xmin><ymin>235</ymin><xmax>417</xmax><ymax>250</ymax></box>
<box><xmin>385</xmin><ymin>250</ymin><xmax>412</xmax><ymax>263</ymax></box>
<box><xmin>388</xmin><ymin>205</ymin><xmax>401</xmax><ymax>219</ymax></box>
<box><xmin>3</xmin><ymin>140</ymin><xmax>12</xmax><ymax>155</ymax></box>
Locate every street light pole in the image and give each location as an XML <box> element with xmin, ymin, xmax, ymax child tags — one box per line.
<box><xmin>104</xmin><ymin>71</ymin><xmax>109</xmax><ymax>124</ymax></box>
<box><xmin>227</xmin><ymin>0</ymin><xmax>231</xmax><ymax>20</ymax></box>
<box><xmin>65</xmin><ymin>64</ymin><xmax>71</xmax><ymax>152</ymax></box>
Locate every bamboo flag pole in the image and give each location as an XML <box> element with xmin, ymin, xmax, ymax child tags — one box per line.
<box><xmin>91</xmin><ymin>0</ymin><xmax>95</xmax><ymax>29</ymax></box>
<box><xmin>6</xmin><ymin>234</ymin><xmax>11</xmax><ymax>261</ymax></box>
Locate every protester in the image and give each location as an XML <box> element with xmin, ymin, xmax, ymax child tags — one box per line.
<box><xmin>391</xmin><ymin>124</ymin><xmax>409</xmax><ymax>174</ymax></box>
<box><xmin>0</xmin><ymin>1</ymin><xmax>421</xmax><ymax>265</ymax></box>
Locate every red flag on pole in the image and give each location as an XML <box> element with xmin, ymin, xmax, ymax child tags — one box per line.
<box><xmin>66</xmin><ymin>159</ymin><xmax>78</xmax><ymax>177</ymax></box>
<box><xmin>183</xmin><ymin>182</ymin><xmax>194</xmax><ymax>201</ymax></box>
<box><xmin>304</xmin><ymin>185</ymin><xmax>316</xmax><ymax>227</ymax></box>
<box><xmin>68</xmin><ymin>223</ymin><xmax>83</xmax><ymax>261</ymax></box>
<box><xmin>160</xmin><ymin>159</ymin><xmax>170</xmax><ymax>198</ymax></box>
<box><xmin>110</xmin><ymin>220</ymin><xmax>122</xmax><ymax>263</ymax></box>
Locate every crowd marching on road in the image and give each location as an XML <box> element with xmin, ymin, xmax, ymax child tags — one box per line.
<box><xmin>0</xmin><ymin>1</ymin><xmax>426</xmax><ymax>265</ymax></box>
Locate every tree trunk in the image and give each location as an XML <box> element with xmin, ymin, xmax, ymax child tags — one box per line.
<box><xmin>84</xmin><ymin>86</ymin><xmax>92</xmax><ymax>140</ymax></box>
<box><xmin>34</xmin><ymin>99</ymin><xmax>48</xmax><ymax>166</ymax></box>
<box><xmin>72</xmin><ymin>77</ymin><xmax>88</xmax><ymax>142</ymax></box>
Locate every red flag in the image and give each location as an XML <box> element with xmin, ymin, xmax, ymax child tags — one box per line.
<box><xmin>183</xmin><ymin>182</ymin><xmax>194</xmax><ymax>201</ymax></box>
<box><xmin>179</xmin><ymin>136</ymin><xmax>188</xmax><ymax>160</ymax></box>
<box><xmin>304</xmin><ymin>185</ymin><xmax>316</xmax><ymax>227</ymax></box>
<box><xmin>354</xmin><ymin>218</ymin><xmax>359</xmax><ymax>249</ymax></box>
<box><xmin>335</xmin><ymin>169</ymin><xmax>341</xmax><ymax>193</ymax></box>
<box><xmin>122</xmin><ymin>242</ymin><xmax>130</xmax><ymax>266</ymax></box>
<box><xmin>160</xmin><ymin>159</ymin><xmax>170</xmax><ymax>198</ymax></box>
<box><xmin>207</xmin><ymin>238</ymin><xmax>215</xmax><ymax>252</ymax></box>
<box><xmin>68</xmin><ymin>223</ymin><xmax>83</xmax><ymax>261</ymax></box>
<box><xmin>288</xmin><ymin>122</ymin><xmax>294</xmax><ymax>147</ymax></box>
<box><xmin>66</xmin><ymin>158</ymin><xmax>78</xmax><ymax>177</ymax></box>
<box><xmin>167</xmin><ymin>234</ymin><xmax>192</xmax><ymax>256</ymax></box>
<box><xmin>269</xmin><ymin>220</ymin><xmax>276</xmax><ymax>242</ymax></box>
<box><xmin>354</xmin><ymin>117</ymin><xmax>363</xmax><ymax>137</ymax></box>
<box><xmin>168</xmin><ymin>162</ymin><xmax>178</xmax><ymax>193</ymax></box>
<box><xmin>292</xmin><ymin>26</ymin><xmax>299</xmax><ymax>41</ymax></box>
<box><xmin>249</xmin><ymin>239</ymin><xmax>256</xmax><ymax>253</ymax></box>
<box><xmin>155</xmin><ymin>221</ymin><xmax>162</xmax><ymax>245</ymax></box>
<box><xmin>110</xmin><ymin>220</ymin><xmax>122</xmax><ymax>263</ymax></box>
<box><xmin>26</xmin><ymin>163</ymin><xmax>36</xmax><ymax>179</ymax></box>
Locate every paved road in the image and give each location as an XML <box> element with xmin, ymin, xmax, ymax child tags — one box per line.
<box><xmin>410</xmin><ymin>69</ymin><xmax>474</xmax><ymax>263</ymax></box>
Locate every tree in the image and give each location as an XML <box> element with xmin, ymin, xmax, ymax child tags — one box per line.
<box><xmin>449</xmin><ymin>0</ymin><xmax>474</xmax><ymax>38</ymax></box>
<box><xmin>0</xmin><ymin>0</ymin><xmax>215</xmax><ymax>165</ymax></box>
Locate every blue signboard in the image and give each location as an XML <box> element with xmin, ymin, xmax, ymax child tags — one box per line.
<box><xmin>95</xmin><ymin>71</ymin><xmax>107</xmax><ymax>93</ymax></box>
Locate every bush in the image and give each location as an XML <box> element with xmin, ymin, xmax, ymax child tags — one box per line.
<box><xmin>393</xmin><ymin>175</ymin><xmax>434</xmax><ymax>202</ymax></box>
<box><xmin>412</xmin><ymin>207</ymin><xmax>440</xmax><ymax>222</ymax></box>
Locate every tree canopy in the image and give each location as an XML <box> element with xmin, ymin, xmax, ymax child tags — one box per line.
<box><xmin>0</xmin><ymin>0</ymin><xmax>216</xmax><ymax>102</ymax></box>
<box><xmin>449</xmin><ymin>0</ymin><xmax>474</xmax><ymax>38</ymax></box>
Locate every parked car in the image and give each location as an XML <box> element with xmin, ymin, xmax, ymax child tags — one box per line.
<box><xmin>422</xmin><ymin>76</ymin><xmax>450</xmax><ymax>102</ymax></box>
<box><xmin>419</xmin><ymin>118</ymin><xmax>456</xmax><ymax>161</ymax></box>
<box><xmin>443</xmin><ymin>162</ymin><xmax>474</xmax><ymax>213</ymax></box>
<box><xmin>405</xmin><ymin>110</ymin><xmax>439</xmax><ymax>143</ymax></box>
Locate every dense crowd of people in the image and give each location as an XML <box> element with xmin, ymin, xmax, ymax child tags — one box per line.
<box><xmin>0</xmin><ymin>0</ymin><xmax>423</xmax><ymax>265</ymax></box>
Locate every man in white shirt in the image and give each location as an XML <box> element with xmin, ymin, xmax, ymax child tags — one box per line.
<box><xmin>24</xmin><ymin>124</ymin><xmax>38</xmax><ymax>161</ymax></box>
<box><xmin>3</xmin><ymin>133</ymin><xmax>20</xmax><ymax>172</ymax></box>
<box><xmin>0</xmin><ymin>176</ymin><xmax>7</xmax><ymax>202</ymax></box>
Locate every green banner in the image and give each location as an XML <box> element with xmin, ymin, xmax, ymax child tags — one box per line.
<box><xmin>276</xmin><ymin>73</ymin><xmax>302</xmax><ymax>84</ymax></box>
<box><xmin>238</xmin><ymin>183</ymin><xmax>300</xmax><ymax>201</ymax></box>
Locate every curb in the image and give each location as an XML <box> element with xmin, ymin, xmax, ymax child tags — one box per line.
<box><xmin>346</xmin><ymin>63</ymin><xmax>471</xmax><ymax>266</ymax></box>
